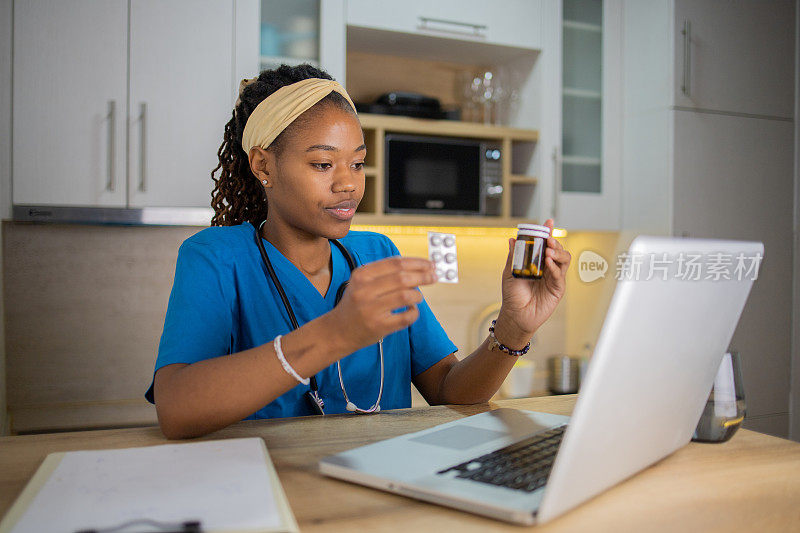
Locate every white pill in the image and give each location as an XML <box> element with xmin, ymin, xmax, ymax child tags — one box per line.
<box><xmin>432</xmin><ymin>251</ymin><xmax>443</xmax><ymax>262</ymax></box>
<box><xmin>445</xmin><ymin>253</ymin><xmax>456</xmax><ymax>264</ymax></box>
<box><xmin>430</xmin><ymin>234</ymin><xmax>442</xmax><ymax>246</ymax></box>
<box><xmin>445</xmin><ymin>269</ymin><xmax>457</xmax><ymax>280</ymax></box>
<box><xmin>443</xmin><ymin>235</ymin><xmax>455</xmax><ymax>247</ymax></box>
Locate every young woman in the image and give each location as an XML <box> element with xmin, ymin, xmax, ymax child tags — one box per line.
<box><xmin>145</xmin><ymin>64</ymin><xmax>571</xmax><ymax>439</ymax></box>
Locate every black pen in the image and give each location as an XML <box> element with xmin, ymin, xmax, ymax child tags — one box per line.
<box><xmin>75</xmin><ymin>519</ymin><xmax>202</xmax><ymax>533</ymax></box>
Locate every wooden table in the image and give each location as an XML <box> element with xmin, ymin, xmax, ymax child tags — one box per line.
<box><xmin>2</xmin><ymin>396</ymin><xmax>799</xmax><ymax>532</ymax></box>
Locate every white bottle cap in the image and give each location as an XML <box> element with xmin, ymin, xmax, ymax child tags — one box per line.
<box><xmin>517</xmin><ymin>223</ymin><xmax>551</xmax><ymax>238</ymax></box>
<box><xmin>517</xmin><ymin>223</ymin><xmax>551</xmax><ymax>232</ymax></box>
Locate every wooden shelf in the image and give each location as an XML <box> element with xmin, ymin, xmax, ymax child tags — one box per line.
<box><xmin>562</xmin><ymin>155</ymin><xmax>601</xmax><ymax>166</ymax></box>
<box><xmin>563</xmin><ymin>87</ymin><xmax>602</xmax><ymax>99</ymax></box>
<box><xmin>509</xmin><ymin>174</ymin><xmax>539</xmax><ymax>185</ymax></box>
<box><xmin>358</xmin><ymin>113</ymin><xmax>539</xmax><ymax>142</ymax></box>
<box><xmin>352</xmin><ymin>213</ymin><xmax>539</xmax><ymax>228</ymax></box>
<box><xmin>563</xmin><ymin>20</ymin><xmax>602</xmax><ymax>33</ymax></box>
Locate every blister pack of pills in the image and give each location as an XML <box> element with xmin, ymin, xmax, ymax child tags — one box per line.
<box><xmin>428</xmin><ymin>231</ymin><xmax>458</xmax><ymax>283</ymax></box>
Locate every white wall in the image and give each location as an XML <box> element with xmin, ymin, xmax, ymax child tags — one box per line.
<box><xmin>0</xmin><ymin>0</ymin><xmax>12</xmax><ymax>435</ymax></box>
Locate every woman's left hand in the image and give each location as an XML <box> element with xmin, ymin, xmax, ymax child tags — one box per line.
<box><xmin>495</xmin><ymin>219</ymin><xmax>571</xmax><ymax>346</ymax></box>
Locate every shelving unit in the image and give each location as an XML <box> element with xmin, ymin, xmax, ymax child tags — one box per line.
<box><xmin>353</xmin><ymin>113</ymin><xmax>539</xmax><ymax>227</ymax></box>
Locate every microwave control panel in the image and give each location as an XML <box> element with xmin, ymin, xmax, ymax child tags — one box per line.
<box><xmin>481</xmin><ymin>143</ymin><xmax>503</xmax><ymax>216</ymax></box>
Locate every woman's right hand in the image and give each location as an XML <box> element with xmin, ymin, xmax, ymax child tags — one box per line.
<box><xmin>326</xmin><ymin>256</ymin><xmax>437</xmax><ymax>352</ymax></box>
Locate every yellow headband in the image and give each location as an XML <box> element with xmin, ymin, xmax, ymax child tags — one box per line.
<box><xmin>240</xmin><ymin>78</ymin><xmax>357</xmax><ymax>154</ymax></box>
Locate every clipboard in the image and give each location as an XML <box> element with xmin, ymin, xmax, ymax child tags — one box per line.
<box><xmin>0</xmin><ymin>438</ymin><xmax>299</xmax><ymax>533</ymax></box>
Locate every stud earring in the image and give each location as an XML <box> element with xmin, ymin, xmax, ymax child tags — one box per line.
<box><xmin>261</xmin><ymin>179</ymin><xmax>268</xmax><ymax>185</ymax></box>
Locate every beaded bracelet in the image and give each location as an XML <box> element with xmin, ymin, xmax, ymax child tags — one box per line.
<box><xmin>488</xmin><ymin>319</ymin><xmax>531</xmax><ymax>356</ymax></box>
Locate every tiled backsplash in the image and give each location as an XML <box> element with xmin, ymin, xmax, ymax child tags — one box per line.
<box><xmin>2</xmin><ymin>222</ymin><xmax>623</xmax><ymax>432</ymax></box>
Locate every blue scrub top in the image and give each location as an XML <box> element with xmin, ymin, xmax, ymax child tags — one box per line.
<box><xmin>145</xmin><ymin>222</ymin><xmax>457</xmax><ymax>419</ymax></box>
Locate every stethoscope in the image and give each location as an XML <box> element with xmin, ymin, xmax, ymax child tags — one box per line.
<box><xmin>254</xmin><ymin>221</ymin><xmax>384</xmax><ymax>415</ymax></box>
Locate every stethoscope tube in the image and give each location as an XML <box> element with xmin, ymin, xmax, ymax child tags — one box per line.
<box><xmin>254</xmin><ymin>221</ymin><xmax>383</xmax><ymax>415</ymax></box>
<box><xmin>339</xmin><ymin>339</ymin><xmax>384</xmax><ymax>413</ymax></box>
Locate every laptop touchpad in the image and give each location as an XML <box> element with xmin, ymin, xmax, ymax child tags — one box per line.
<box><xmin>410</xmin><ymin>426</ymin><xmax>506</xmax><ymax>450</ymax></box>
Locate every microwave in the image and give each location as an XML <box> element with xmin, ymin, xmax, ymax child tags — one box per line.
<box><xmin>384</xmin><ymin>133</ymin><xmax>503</xmax><ymax>216</ymax></box>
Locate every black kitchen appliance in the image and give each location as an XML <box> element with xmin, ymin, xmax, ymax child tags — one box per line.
<box><xmin>384</xmin><ymin>133</ymin><xmax>503</xmax><ymax>216</ymax></box>
<box><xmin>355</xmin><ymin>92</ymin><xmax>460</xmax><ymax>120</ymax></box>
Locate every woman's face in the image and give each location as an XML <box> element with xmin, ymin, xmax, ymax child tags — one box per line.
<box><xmin>261</xmin><ymin>106</ymin><xmax>366</xmax><ymax>240</ymax></box>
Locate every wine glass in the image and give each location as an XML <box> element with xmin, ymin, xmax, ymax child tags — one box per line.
<box><xmin>456</xmin><ymin>70</ymin><xmax>485</xmax><ymax>122</ymax></box>
<box><xmin>478</xmin><ymin>69</ymin><xmax>496</xmax><ymax>124</ymax></box>
<box><xmin>692</xmin><ymin>351</ymin><xmax>746</xmax><ymax>443</ymax></box>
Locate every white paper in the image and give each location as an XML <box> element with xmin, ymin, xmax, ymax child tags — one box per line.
<box><xmin>11</xmin><ymin>438</ymin><xmax>283</xmax><ymax>533</ymax></box>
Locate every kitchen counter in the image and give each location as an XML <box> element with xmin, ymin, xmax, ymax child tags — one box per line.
<box><xmin>1</xmin><ymin>396</ymin><xmax>799</xmax><ymax>531</ymax></box>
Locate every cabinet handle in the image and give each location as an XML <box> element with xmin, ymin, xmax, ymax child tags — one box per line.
<box><xmin>681</xmin><ymin>19</ymin><xmax>691</xmax><ymax>96</ymax></box>
<box><xmin>106</xmin><ymin>100</ymin><xmax>115</xmax><ymax>192</ymax></box>
<box><xmin>417</xmin><ymin>16</ymin><xmax>487</xmax><ymax>38</ymax></box>
<box><xmin>138</xmin><ymin>102</ymin><xmax>147</xmax><ymax>192</ymax></box>
<box><xmin>552</xmin><ymin>147</ymin><xmax>560</xmax><ymax>220</ymax></box>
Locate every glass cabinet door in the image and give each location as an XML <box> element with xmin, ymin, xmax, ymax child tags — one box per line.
<box><xmin>552</xmin><ymin>0</ymin><xmax>619</xmax><ymax>231</ymax></box>
<box><xmin>561</xmin><ymin>0</ymin><xmax>602</xmax><ymax>194</ymax></box>
<box><xmin>260</xmin><ymin>0</ymin><xmax>320</xmax><ymax>70</ymax></box>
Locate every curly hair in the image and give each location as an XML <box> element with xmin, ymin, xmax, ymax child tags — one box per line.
<box><xmin>210</xmin><ymin>63</ymin><xmax>357</xmax><ymax>226</ymax></box>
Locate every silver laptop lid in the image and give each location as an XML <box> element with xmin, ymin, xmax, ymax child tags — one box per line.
<box><xmin>537</xmin><ymin>236</ymin><xmax>763</xmax><ymax>523</ymax></box>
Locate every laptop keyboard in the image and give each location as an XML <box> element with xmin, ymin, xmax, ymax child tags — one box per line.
<box><xmin>436</xmin><ymin>425</ymin><xmax>567</xmax><ymax>493</ymax></box>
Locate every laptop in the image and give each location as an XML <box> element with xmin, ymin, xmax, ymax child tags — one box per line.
<box><xmin>319</xmin><ymin>236</ymin><xmax>764</xmax><ymax>525</ymax></box>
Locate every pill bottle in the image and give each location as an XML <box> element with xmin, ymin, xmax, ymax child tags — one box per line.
<box><xmin>512</xmin><ymin>224</ymin><xmax>551</xmax><ymax>279</ymax></box>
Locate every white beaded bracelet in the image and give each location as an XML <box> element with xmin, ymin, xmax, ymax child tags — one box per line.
<box><xmin>273</xmin><ymin>335</ymin><xmax>309</xmax><ymax>386</ymax></box>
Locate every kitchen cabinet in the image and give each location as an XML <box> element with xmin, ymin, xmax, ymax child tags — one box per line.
<box><xmin>12</xmin><ymin>0</ymin><xmax>257</xmax><ymax>209</ymax></box>
<box><xmin>673</xmin><ymin>0</ymin><xmax>794</xmax><ymax>119</ymax></box>
<box><xmin>538</xmin><ymin>0</ymin><xmax>622</xmax><ymax>231</ymax></box>
<box><xmin>128</xmin><ymin>1</ymin><xmax>237</xmax><ymax>208</ymax></box>
<box><xmin>672</xmin><ymin>111</ymin><xmax>794</xmax><ymax>432</ymax></box>
<box><xmin>622</xmin><ymin>0</ymin><xmax>795</xmax><ymax>437</ymax></box>
<box><xmin>12</xmin><ymin>0</ymin><xmax>128</xmax><ymax>207</ymax></box>
<box><xmin>346</xmin><ymin>0</ymin><xmax>543</xmax><ymax>50</ymax></box>
<box><xmin>622</xmin><ymin>0</ymin><xmax>795</xmax><ymax>234</ymax></box>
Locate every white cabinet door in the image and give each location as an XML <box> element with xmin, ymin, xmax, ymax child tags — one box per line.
<box><xmin>549</xmin><ymin>0</ymin><xmax>622</xmax><ymax>231</ymax></box>
<box><xmin>128</xmin><ymin>0</ymin><xmax>235</xmax><ymax>208</ymax></box>
<box><xmin>12</xmin><ymin>0</ymin><xmax>128</xmax><ymax>207</ymax></box>
<box><xmin>673</xmin><ymin>0</ymin><xmax>794</xmax><ymax>118</ymax></box>
<box><xmin>346</xmin><ymin>0</ymin><xmax>542</xmax><ymax>50</ymax></box>
<box><xmin>672</xmin><ymin>110</ymin><xmax>794</xmax><ymax>420</ymax></box>
<box><xmin>480</xmin><ymin>0</ymin><xmax>543</xmax><ymax>49</ymax></box>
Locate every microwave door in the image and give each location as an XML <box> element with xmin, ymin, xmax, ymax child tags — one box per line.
<box><xmin>385</xmin><ymin>135</ymin><xmax>482</xmax><ymax>215</ymax></box>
